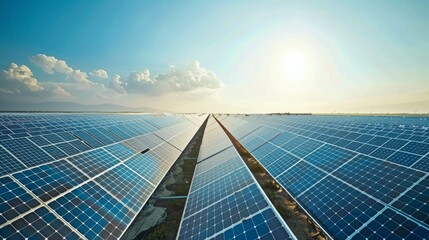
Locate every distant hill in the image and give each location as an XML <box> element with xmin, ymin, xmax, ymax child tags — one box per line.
<box><xmin>0</xmin><ymin>101</ymin><xmax>161</xmax><ymax>113</ymax></box>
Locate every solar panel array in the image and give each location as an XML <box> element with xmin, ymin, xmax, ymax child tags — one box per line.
<box><xmin>217</xmin><ymin>114</ymin><xmax>429</xmax><ymax>239</ymax></box>
<box><xmin>0</xmin><ymin>113</ymin><xmax>207</xmax><ymax>239</ymax></box>
<box><xmin>177</xmin><ymin>116</ymin><xmax>296</xmax><ymax>240</ymax></box>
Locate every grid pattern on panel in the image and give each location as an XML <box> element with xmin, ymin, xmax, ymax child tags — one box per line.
<box><xmin>27</xmin><ymin>136</ymin><xmax>50</xmax><ymax>146</ymax></box>
<box><xmin>257</xmin><ymin>147</ymin><xmax>287</xmax><ymax>166</ymax></box>
<box><xmin>333</xmin><ymin>155</ymin><xmax>425</xmax><ymax>204</ymax></box>
<box><xmin>242</xmin><ymin>136</ymin><xmax>267</xmax><ymax>152</ymax></box>
<box><xmin>0</xmin><ymin>138</ymin><xmax>54</xmax><ymax>167</ymax></box>
<box><xmin>354</xmin><ymin>208</ymin><xmax>429</xmax><ymax>240</ymax></box>
<box><xmin>265</xmin><ymin>152</ymin><xmax>300</xmax><ymax>177</ymax></box>
<box><xmin>277</xmin><ymin>161</ymin><xmax>326</xmax><ymax>196</ymax></box>
<box><xmin>42</xmin><ymin>145</ymin><xmax>67</xmax><ymax>160</ymax></box>
<box><xmin>73</xmin><ymin>131</ymin><xmax>104</xmax><ymax>148</ymax></box>
<box><xmin>392</xmin><ymin>176</ymin><xmax>429</xmax><ymax>227</ymax></box>
<box><xmin>104</xmin><ymin>143</ymin><xmax>135</xmax><ymax>161</ymax></box>
<box><xmin>214</xmin><ymin>208</ymin><xmax>294</xmax><ymax>240</ymax></box>
<box><xmin>69</xmin><ymin>140</ymin><xmax>91</xmax><ymax>152</ymax></box>
<box><xmin>67</xmin><ymin>149</ymin><xmax>120</xmax><ymax>178</ymax></box>
<box><xmin>179</xmin><ymin>184</ymin><xmax>269</xmax><ymax>240</ymax></box>
<box><xmin>387</xmin><ymin>151</ymin><xmax>422</xmax><ymax>166</ymax></box>
<box><xmin>86</xmin><ymin>129</ymin><xmax>115</xmax><ymax>145</ymax></box>
<box><xmin>304</xmin><ymin>144</ymin><xmax>356</xmax><ymax>172</ymax></box>
<box><xmin>289</xmin><ymin>139</ymin><xmax>323</xmax><ymax>158</ymax></box>
<box><xmin>124</xmin><ymin>152</ymin><xmax>169</xmax><ymax>185</ymax></box>
<box><xmin>196</xmin><ymin>147</ymin><xmax>236</xmax><ymax>172</ymax></box>
<box><xmin>95</xmin><ymin>164</ymin><xmax>154</xmax><ymax>212</ymax></box>
<box><xmin>192</xmin><ymin>156</ymin><xmax>243</xmax><ymax>190</ymax></box>
<box><xmin>56</xmin><ymin>142</ymin><xmax>81</xmax><ymax>156</ymax></box>
<box><xmin>43</xmin><ymin>134</ymin><xmax>64</xmax><ymax>144</ymax></box>
<box><xmin>0</xmin><ymin>206</ymin><xmax>80</xmax><ymax>240</ymax></box>
<box><xmin>251</xmin><ymin>142</ymin><xmax>278</xmax><ymax>161</ymax></box>
<box><xmin>184</xmin><ymin>167</ymin><xmax>254</xmax><ymax>218</ymax></box>
<box><xmin>48</xmin><ymin>181</ymin><xmax>134</xmax><ymax>240</ymax></box>
<box><xmin>297</xmin><ymin>176</ymin><xmax>385</xmax><ymax>240</ymax></box>
<box><xmin>0</xmin><ymin>176</ymin><xmax>40</xmax><ymax>226</ymax></box>
<box><xmin>401</xmin><ymin>141</ymin><xmax>429</xmax><ymax>156</ymax></box>
<box><xmin>0</xmin><ymin>147</ymin><xmax>26</xmax><ymax>176</ymax></box>
<box><xmin>413</xmin><ymin>155</ymin><xmax>429</xmax><ymax>172</ymax></box>
<box><xmin>13</xmin><ymin>160</ymin><xmax>89</xmax><ymax>202</ymax></box>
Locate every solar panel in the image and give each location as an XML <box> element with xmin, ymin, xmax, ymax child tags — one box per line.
<box><xmin>0</xmin><ymin>113</ymin><xmax>207</xmax><ymax>239</ymax></box>
<box><xmin>177</xmin><ymin>116</ymin><xmax>296</xmax><ymax>240</ymax></box>
<box><xmin>217</xmin><ymin>114</ymin><xmax>429</xmax><ymax>239</ymax></box>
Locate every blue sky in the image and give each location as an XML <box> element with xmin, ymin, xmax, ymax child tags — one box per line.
<box><xmin>0</xmin><ymin>0</ymin><xmax>428</xmax><ymax>113</ymax></box>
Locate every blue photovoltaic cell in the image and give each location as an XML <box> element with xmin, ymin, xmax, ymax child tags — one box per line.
<box><xmin>95</xmin><ymin>164</ymin><xmax>155</xmax><ymax>212</ymax></box>
<box><xmin>400</xmin><ymin>141</ymin><xmax>429</xmax><ymax>155</ymax></box>
<box><xmin>387</xmin><ymin>151</ymin><xmax>422</xmax><ymax>166</ymax></box>
<box><xmin>86</xmin><ymin>129</ymin><xmax>115</xmax><ymax>145</ymax></box>
<box><xmin>251</xmin><ymin>142</ymin><xmax>278</xmax><ymax>160</ymax></box>
<box><xmin>97</xmin><ymin>128</ymin><xmax>122</xmax><ymax>142</ymax></box>
<box><xmin>214</xmin><ymin>208</ymin><xmax>294</xmax><ymax>240</ymax></box>
<box><xmin>355</xmin><ymin>144</ymin><xmax>378</xmax><ymax>155</ymax></box>
<box><xmin>369</xmin><ymin>147</ymin><xmax>395</xmax><ymax>159</ymax></box>
<box><xmin>104</xmin><ymin>143</ymin><xmax>136</xmax><ymax>161</ymax></box>
<box><xmin>354</xmin><ymin>208</ymin><xmax>429</xmax><ymax>240</ymax></box>
<box><xmin>289</xmin><ymin>139</ymin><xmax>323</xmax><ymax>158</ymax></box>
<box><xmin>124</xmin><ymin>152</ymin><xmax>169</xmax><ymax>185</ymax></box>
<box><xmin>257</xmin><ymin>147</ymin><xmax>287</xmax><ymax>166</ymax></box>
<box><xmin>56</xmin><ymin>142</ymin><xmax>81</xmax><ymax>156</ymax></box>
<box><xmin>28</xmin><ymin>135</ymin><xmax>50</xmax><ymax>146</ymax></box>
<box><xmin>73</xmin><ymin>130</ymin><xmax>104</xmax><ymax>148</ymax></box>
<box><xmin>392</xmin><ymin>176</ymin><xmax>429</xmax><ymax>227</ymax></box>
<box><xmin>0</xmin><ymin>147</ymin><xmax>26</xmax><ymax>176</ymax></box>
<box><xmin>48</xmin><ymin>181</ymin><xmax>134</xmax><ymax>240</ymax></box>
<box><xmin>179</xmin><ymin>184</ymin><xmax>269</xmax><ymax>240</ymax></box>
<box><xmin>184</xmin><ymin>166</ymin><xmax>254</xmax><ymax>218</ymax></box>
<box><xmin>0</xmin><ymin>206</ymin><xmax>80</xmax><ymax>239</ymax></box>
<box><xmin>382</xmin><ymin>138</ymin><xmax>408</xmax><ymax>150</ymax></box>
<box><xmin>13</xmin><ymin>160</ymin><xmax>89</xmax><ymax>202</ymax></box>
<box><xmin>69</xmin><ymin>139</ymin><xmax>92</xmax><ymax>152</ymax></box>
<box><xmin>304</xmin><ymin>144</ymin><xmax>356</xmax><ymax>172</ymax></box>
<box><xmin>277</xmin><ymin>161</ymin><xmax>326</xmax><ymax>196</ymax></box>
<box><xmin>265</xmin><ymin>152</ymin><xmax>300</xmax><ymax>177</ymax></box>
<box><xmin>298</xmin><ymin>176</ymin><xmax>385</xmax><ymax>239</ymax></box>
<box><xmin>242</xmin><ymin>136</ymin><xmax>267</xmax><ymax>151</ymax></box>
<box><xmin>43</xmin><ymin>133</ymin><xmax>64</xmax><ymax>144</ymax></box>
<box><xmin>192</xmin><ymin>156</ymin><xmax>243</xmax><ymax>190</ymax></box>
<box><xmin>42</xmin><ymin>145</ymin><xmax>67</xmax><ymax>160</ymax></box>
<box><xmin>413</xmin><ymin>155</ymin><xmax>429</xmax><ymax>172</ymax></box>
<box><xmin>333</xmin><ymin>155</ymin><xmax>424</xmax><ymax>204</ymax></box>
<box><xmin>0</xmin><ymin>138</ymin><xmax>54</xmax><ymax>167</ymax></box>
<box><xmin>67</xmin><ymin>149</ymin><xmax>120</xmax><ymax>178</ymax></box>
<box><xmin>57</xmin><ymin>132</ymin><xmax>78</xmax><ymax>141</ymax></box>
<box><xmin>0</xmin><ymin>176</ymin><xmax>40</xmax><ymax>225</ymax></box>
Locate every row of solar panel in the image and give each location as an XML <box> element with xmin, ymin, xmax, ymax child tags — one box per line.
<box><xmin>0</xmin><ymin>114</ymin><xmax>206</xmax><ymax>239</ymax></box>
<box><xmin>178</xmin><ymin>116</ymin><xmax>296</xmax><ymax>240</ymax></box>
<box><xmin>0</xmin><ymin>113</ymin><xmax>203</xmax><ymax>141</ymax></box>
<box><xmin>218</xmin><ymin>114</ymin><xmax>429</xmax><ymax>240</ymax></box>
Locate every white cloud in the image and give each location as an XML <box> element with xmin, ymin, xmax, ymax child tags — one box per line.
<box><xmin>1</xmin><ymin>63</ymin><xmax>44</xmax><ymax>92</ymax></box>
<box><xmin>52</xmin><ymin>85</ymin><xmax>72</xmax><ymax>98</ymax></box>
<box><xmin>90</xmin><ymin>69</ymin><xmax>108</xmax><ymax>79</ymax></box>
<box><xmin>29</xmin><ymin>53</ymin><xmax>95</xmax><ymax>85</ymax></box>
<box><xmin>109</xmin><ymin>74</ymin><xmax>126</xmax><ymax>94</ymax></box>
<box><xmin>29</xmin><ymin>54</ymin><xmax>73</xmax><ymax>74</ymax></box>
<box><xmin>122</xmin><ymin>61</ymin><xmax>223</xmax><ymax>95</ymax></box>
<box><xmin>161</xmin><ymin>60</ymin><xmax>223</xmax><ymax>91</ymax></box>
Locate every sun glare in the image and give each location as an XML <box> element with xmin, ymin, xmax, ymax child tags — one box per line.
<box><xmin>278</xmin><ymin>50</ymin><xmax>308</xmax><ymax>83</ymax></box>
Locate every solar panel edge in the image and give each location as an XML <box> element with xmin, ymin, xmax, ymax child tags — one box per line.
<box><xmin>217</xmin><ymin>114</ymin><xmax>429</xmax><ymax>239</ymax></box>
<box><xmin>2</xmin><ymin>175</ymin><xmax>87</xmax><ymax>239</ymax></box>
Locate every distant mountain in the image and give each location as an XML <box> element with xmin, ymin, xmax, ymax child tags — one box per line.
<box><xmin>0</xmin><ymin>101</ymin><xmax>161</xmax><ymax>113</ymax></box>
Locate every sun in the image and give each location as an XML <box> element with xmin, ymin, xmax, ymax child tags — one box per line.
<box><xmin>278</xmin><ymin>50</ymin><xmax>308</xmax><ymax>83</ymax></box>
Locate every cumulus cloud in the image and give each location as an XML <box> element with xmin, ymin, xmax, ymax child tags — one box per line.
<box><xmin>109</xmin><ymin>74</ymin><xmax>126</xmax><ymax>94</ymax></box>
<box><xmin>29</xmin><ymin>54</ymin><xmax>73</xmax><ymax>74</ymax></box>
<box><xmin>159</xmin><ymin>61</ymin><xmax>223</xmax><ymax>91</ymax></box>
<box><xmin>121</xmin><ymin>61</ymin><xmax>223</xmax><ymax>95</ymax></box>
<box><xmin>1</xmin><ymin>63</ymin><xmax>44</xmax><ymax>93</ymax></box>
<box><xmin>90</xmin><ymin>69</ymin><xmax>108</xmax><ymax>79</ymax></box>
<box><xmin>52</xmin><ymin>85</ymin><xmax>72</xmax><ymax>98</ymax></box>
<box><xmin>29</xmin><ymin>54</ymin><xmax>94</xmax><ymax>85</ymax></box>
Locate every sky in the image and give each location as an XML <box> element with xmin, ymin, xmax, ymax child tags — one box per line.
<box><xmin>0</xmin><ymin>0</ymin><xmax>428</xmax><ymax>113</ymax></box>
